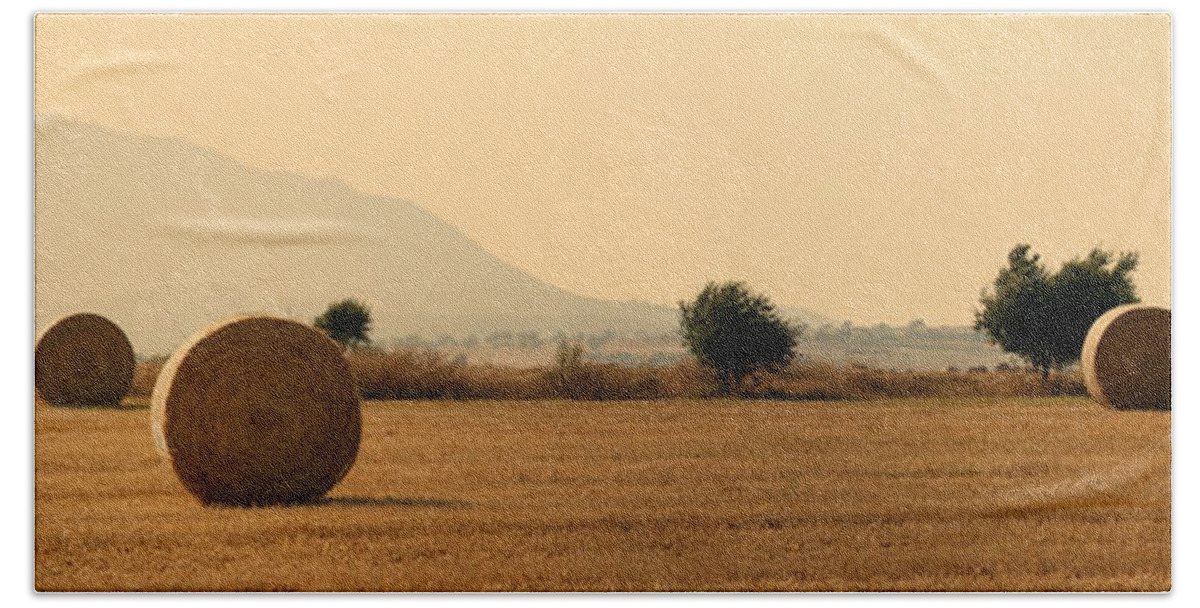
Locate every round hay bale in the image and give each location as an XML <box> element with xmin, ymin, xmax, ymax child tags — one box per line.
<box><xmin>35</xmin><ymin>313</ymin><xmax>135</xmax><ymax>407</ymax></box>
<box><xmin>1082</xmin><ymin>304</ymin><xmax>1171</xmax><ymax>410</ymax></box>
<box><xmin>151</xmin><ymin>316</ymin><xmax>361</xmax><ymax>506</ymax></box>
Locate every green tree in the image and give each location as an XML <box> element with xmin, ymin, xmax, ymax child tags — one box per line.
<box><xmin>314</xmin><ymin>299</ymin><xmax>373</xmax><ymax>349</ymax></box>
<box><xmin>679</xmin><ymin>281</ymin><xmax>799</xmax><ymax>395</ymax></box>
<box><xmin>975</xmin><ymin>244</ymin><xmax>1139</xmax><ymax>382</ymax></box>
<box><xmin>1046</xmin><ymin>249</ymin><xmax>1140</xmax><ymax>368</ymax></box>
<box><xmin>974</xmin><ymin>245</ymin><xmax>1056</xmax><ymax>379</ymax></box>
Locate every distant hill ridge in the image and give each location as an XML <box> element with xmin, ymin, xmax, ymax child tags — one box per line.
<box><xmin>36</xmin><ymin>116</ymin><xmax>834</xmax><ymax>355</ymax></box>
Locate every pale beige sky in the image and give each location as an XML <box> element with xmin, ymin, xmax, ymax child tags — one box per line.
<box><xmin>35</xmin><ymin>13</ymin><xmax>1171</xmax><ymax>324</ymax></box>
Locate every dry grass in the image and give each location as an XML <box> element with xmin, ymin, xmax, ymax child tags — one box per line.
<box><xmin>128</xmin><ymin>357</ymin><xmax>165</xmax><ymax>397</ymax></box>
<box><xmin>349</xmin><ymin>350</ymin><xmax>554</xmax><ymax>400</ymax></box>
<box><xmin>36</xmin><ymin>396</ymin><xmax>1168</xmax><ymax>591</ymax></box>
<box><xmin>348</xmin><ymin>349</ymin><xmax>671</xmax><ymax>400</ymax></box>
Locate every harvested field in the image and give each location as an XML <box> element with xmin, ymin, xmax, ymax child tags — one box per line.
<box><xmin>35</xmin><ymin>397</ymin><xmax>1169</xmax><ymax>591</ymax></box>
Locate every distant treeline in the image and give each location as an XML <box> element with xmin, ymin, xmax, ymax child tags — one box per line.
<box><xmin>387</xmin><ymin>329</ymin><xmax>625</xmax><ymax>350</ymax></box>
<box><xmin>380</xmin><ymin>321</ymin><xmax>988</xmax><ymax>351</ymax></box>
<box><xmin>805</xmin><ymin>320</ymin><xmax>988</xmax><ymax>343</ymax></box>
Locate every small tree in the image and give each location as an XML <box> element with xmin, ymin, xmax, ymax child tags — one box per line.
<box><xmin>679</xmin><ymin>281</ymin><xmax>798</xmax><ymax>395</ymax></box>
<box><xmin>314</xmin><ymin>299</ymin><xmax>373</xmax><ymax>349</ymax></box>
<box><xmin>548</xmin><ymin>340</ymin><xmax>586</xmax><ymax>398</ymax></box>
<box><xmin>975</xmin><ymin>244</ymin><xmax>1139</xmax><ymax>382</ymax></box>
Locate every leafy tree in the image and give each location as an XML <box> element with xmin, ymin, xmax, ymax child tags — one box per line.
<box><xmin>1046</xmin><ymin>249</ymin><xmax>1139</xmax><ymax>368</ymax></box>
<box><xmin>974</xmin><ymin>245</ymin><xmax>1056</xmax><ymax>379</ymax></box>
<box><xmin>975</xmin><ymin>244</ymin><xmax>1139</xmax><ymax>382</ymax></box>
<box><xmin>679</xmin><ymin>281</ymin><xmax>798</xmax><ymax>395</ymax></box>
<box><xmin>314</xmin><ymin>299</ymin><xmax>373</xmax><ymax>349</ymax></box>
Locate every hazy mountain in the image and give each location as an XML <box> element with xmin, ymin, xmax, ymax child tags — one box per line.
<box><xmin>35</xmin><ymin>116</ymin><xmax>835</xmax><ymax>355</ymax></box>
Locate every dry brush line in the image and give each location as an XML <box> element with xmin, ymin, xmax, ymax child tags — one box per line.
<box><xmin>129</xmin><ymin>357</ymin><xmax>167</xmax><ymax>397</ymax></box>
<box><xmin>137</xmin><ymin>346</ymin><xmax>1087</xmax><ymax>402</ymax></box>
<box><xmin>151</xmin><ymin>316</ymin><xmax>361</xmax><ymax>506</ymax></box>
<box><xmin>347</xmin><ymin>349</ymin><xmax>672</xmax><ymax>401</ymax></box>
<box><xmin>349</xmin><ymin>349</ymin><xmax>553</xmax><ymax>400</ymax></box>
<box><xmin>338</xmin><ymin>351</ymin><xmax>1090</xmax><ymax>401</ymax></box>
<box><xmin>754</xmin><ymin>362</ymin><xmax>1085</xmax><ymax>401</ymax></box>
<box><xmin>35</xmin><ymin>313</ymin><xmax>135</xmax><ymax>407</ymax></box>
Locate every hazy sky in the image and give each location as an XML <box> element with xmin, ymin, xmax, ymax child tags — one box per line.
<box><xmin>35</xmin><ymin>14</ymin><xmax>1171</xmax><ymax>324</ymax></box>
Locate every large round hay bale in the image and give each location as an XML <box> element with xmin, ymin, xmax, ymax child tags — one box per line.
<box><xmin>151</xmin><ymin>316</ymin><xmax>361</xmax><ymax>506</ymax></box>
<box><xmin>1081</xmin><ymin>304</ymin><xmax>1171</xmax><ymax>410</ymax></box>
<box><xmin>35</xmin><ymin>313</ymin><xmax>135</xmax><ymax>407</ymax></box>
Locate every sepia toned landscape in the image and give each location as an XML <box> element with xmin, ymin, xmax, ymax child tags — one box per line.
<box><xmin>34</xmin><ymin>13</ymin><xmax>1171</xmax><ymax>592</ymax></box>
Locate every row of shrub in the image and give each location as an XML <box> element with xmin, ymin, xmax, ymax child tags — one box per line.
<box><xmin>753</xmin><ymin>362</ymin><xmax>1085</xmax><ymax>400</ymax></box>
<box><xmin>128</xmin><ymin>349</ymin><xmax>1086</xmax><ymax>401</ymax></box>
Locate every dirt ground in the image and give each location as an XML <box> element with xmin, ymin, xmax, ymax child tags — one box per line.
<box><xmin>34</xmin><ymin>397</ymin><xmax>1170</xmax><ymax>591</ymax></box>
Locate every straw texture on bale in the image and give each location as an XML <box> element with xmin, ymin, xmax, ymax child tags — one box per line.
<box><xmin>151</xmin><ymin>316</ymin><xmax>361</xmax><ymax>506</ymax></box>
<box><xmin>35</xmin><ymin>313</ymin><xmax>135</xmax><ymax>407</ymax></box>
<box><xmin>1081</xmin><ymin>304</ymin><xmax>1171</xmax><ymax>411</ymax></box>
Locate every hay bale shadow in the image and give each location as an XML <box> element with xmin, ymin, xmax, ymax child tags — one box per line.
<box><xmin>199</xmin><ymin>495</ymin><xmax>474</xmax><ymax>510</ymax></box>
<box><xmin>317</xmin><ymin>496</ymin><xmax>474</xmax><ymax>509</ymax></box>
<box><xmin>79</xmin><ymin>401</ymin><xmax>150</xmax><ymax>411</ymax></box>
<box><xmin>35</xmin><ymin>396</ymin><xmax>149</xmax><ymax>410</ymax></box>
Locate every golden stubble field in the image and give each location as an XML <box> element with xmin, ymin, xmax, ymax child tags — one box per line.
<box><xmin>35</xmin><ymin>397</ymin><xmax>1170</xmax><ymax>591</ymax></box>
